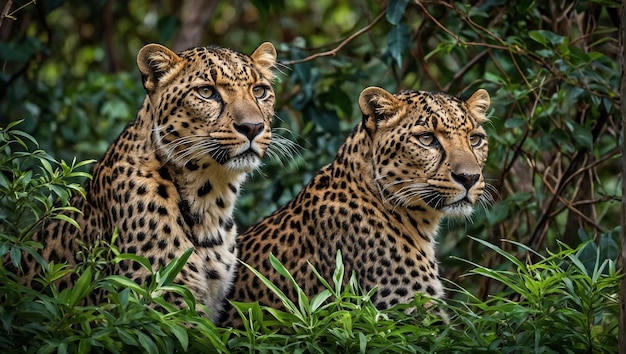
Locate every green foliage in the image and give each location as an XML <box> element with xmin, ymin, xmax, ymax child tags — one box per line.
<box><xmin>228</xmin><ymin>251</ymin><xmax>446</xmax><ymax>353</ymax></box>
<box><xmin>0</xmin><ymin>120</ymin><xmax>94</xmax><ymax>270</ymax></box>
<box><xmin>0</xmin><ymin>123</ymin><xmax>226</xmax><ymax>353</ymax></box>
<box><xmin>226</xmin><ymin>244</ymin><xmax>619</xmax><ymax>353</ymax></box>
<box><xmin>450</xmin><ymin>237</ymin><xmax>620</xmax><ymax>353</ymax></box>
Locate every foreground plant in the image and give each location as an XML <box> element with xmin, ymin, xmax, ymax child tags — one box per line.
<box><xmin>0</xmin><ymin>122</ymin><xmax>226</xmax><ymax>353</ymax></box>
<box><xmin>228</xmin><ymin>239</ymin><xmax>620</xmax><ymax>353</ymax></box>
<box><xmin>449</xmin><ymin>237</ymin><xmax>620</xmax><ymax>353</ymax></box>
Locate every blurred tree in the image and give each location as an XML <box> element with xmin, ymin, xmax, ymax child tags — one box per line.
<box><xmin>172</xmin><ymin>0</ymin><xmax>219</xmax><ymax>51</ymax></box>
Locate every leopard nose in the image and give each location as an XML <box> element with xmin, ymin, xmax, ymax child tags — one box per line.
<box><xmin>234</xmin><ymin>122</ymin><xmax>264</xmax><ymax>141</ymax></box>
<box><xmin>452</xmin><ymin>172</ymin><xmax>480</xmax><ymax>191</ymax></box>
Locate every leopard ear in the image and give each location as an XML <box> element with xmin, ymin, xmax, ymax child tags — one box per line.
<box><xmin>250</xmin><ymin>42</ymin><xmax>277</xmax><ymax>81</ymax></box>
<box><xmin>359</xmin><ymin>86</ymin><xmax>401</xmax><ymax>134</ymax></box>
<box><xmin>466</xmin><ymin>89</ymin><xmax>490</xmax><ymax>123</ymax></box>
<box><xmin>137</xmin><ymin>43</ymin><xmax>183</xmax><ymax>92</ymax></box>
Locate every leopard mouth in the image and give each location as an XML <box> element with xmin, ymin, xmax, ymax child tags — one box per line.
<box><xmin>224</xmin><ymin>148</ymin><xmax>262</xmax><ymax>172</ymax></box>
<box><xmin>233</xmin><ymin>148</ymin><xmax>261</xmax><ymax>161</ymax></box>
<box><xmin>423</xmin><ymin>193</ymin><xmax>474</xmax><ymax>212</ymax></box>
<box><xmin>441</xmin><ymin>196</ymin><xmax>475</xmax><ymax>216</ymax></box>
<box><xmin>447</xmin><ymin>198</ymin><xmax>472</xmax><ymax>208</ymax></box>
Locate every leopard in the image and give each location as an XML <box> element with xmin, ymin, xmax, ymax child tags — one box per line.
<box><xmin>14</xmin><ymin>41</ymin><xmax>277</xmax><ymax>322</ymax></box>
<box><xmin>221</xmin><ymin>86</ymin><xmax>491</xmax><ymax>326</ymax></box>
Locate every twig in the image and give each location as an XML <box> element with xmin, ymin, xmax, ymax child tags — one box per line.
<box><xmin>0</xmin><ymin>0</ymin><xmax>13</xmax><ymax>29</ymax></box>
<box><xmin>1</xmin><ymin>0</ymin><xmax>38</xmax><ymax>29</ymax></box>
<box><xmin>442</xmin><ymin>49</ymin><xmax>489</xmax><ymax>92</ymax></box>
<box><xmin>282</xmin><ymin>9</ymin><xmax>387</xmax><ymax>66</ymax></box>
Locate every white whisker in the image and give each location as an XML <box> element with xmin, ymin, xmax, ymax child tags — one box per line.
<box><xmin>266</xmin><ymin>129</ymin><xmax>302</xmax><ymax>168</ymax></box>
<box><xmin>153</xmin><ymin>133</ymin><xmax>226</xmax><ymax>167</ymax></box>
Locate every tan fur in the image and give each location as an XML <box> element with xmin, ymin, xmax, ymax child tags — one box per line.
<box><xmin>222</xmin><ymin>87</ymin><xmax>491</xmax><ymax>327</ymax></box>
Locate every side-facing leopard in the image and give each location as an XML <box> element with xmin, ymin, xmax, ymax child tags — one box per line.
<box><xmin>16</xmin><ymin>42</ymin><xmax>277</xmax><ymax>322</ymax></box>
<box><xmin>222</xmin><ymin>86</ymin><xmax>491</xmax><ymax>326</ymax></box>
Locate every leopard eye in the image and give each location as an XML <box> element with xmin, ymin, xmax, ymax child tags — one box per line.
<box><xmin>253</xmin><ymin>85</ymin><xmax>268</xmax><ymax>99</ymax></box>
<box><xmin>196</xmin><ymin>86</ymin><xmax>217</xmax><ymax>99</ymax></box>
<box><xmin>416</xmin><ymin>132</ymin><xmax>438</xmax><ymax>147</ymax></box>
<box><xmin>469</xmin><ymin>134</ymin><xmax>484</xmax><ymax>147</ymax></box>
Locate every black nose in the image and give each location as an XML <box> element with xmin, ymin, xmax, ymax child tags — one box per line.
<box><xmin>452</xmin><ymin>172</ymin><xmax>480</xmax><ymax>190</ymax></box>
<box><xmin>234</xmin><ymin>122</ymin><xmax>264</xmax><ymax>141</ymax></box>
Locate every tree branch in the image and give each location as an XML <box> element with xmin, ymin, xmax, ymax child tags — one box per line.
<box><xmin>282</xmin><ymin>9</ymin><xmax>387</xmax><ymax>66</ymax></box>
<box><xmin>0</xmin><ymin>0</ymin><xmax>13</xmax><ymax>29</ymax></box>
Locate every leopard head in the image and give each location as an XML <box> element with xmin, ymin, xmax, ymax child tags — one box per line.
<box><xmin>359</xmin><ymin>87</ymin><xmax>490</xmax><ymax>218</ymax></box>
<box><xmin>136</xmin><ymin>42</ymin><xmax>277</xmax><ymax>173</ymax></box>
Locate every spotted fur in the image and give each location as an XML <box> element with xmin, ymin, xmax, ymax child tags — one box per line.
<box><xmin>222</xmin><ymin>87</ymin><xmax>491</xmax><ymax>326</ymax></box>
<box><xmin>17</xmin><ymin>42</ymin><xmax>277</xmax><ymax>322</ymax></box>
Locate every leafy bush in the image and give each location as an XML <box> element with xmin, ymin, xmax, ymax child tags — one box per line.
<box><xmin>226</xmin><ymin>241</ymin><xmax>620</xmax><ymax>353</ymax></box>
<box><xmin>0</xmin><ymin>123</ymin><xmax>226</xmax><ymax>353</ymax></box>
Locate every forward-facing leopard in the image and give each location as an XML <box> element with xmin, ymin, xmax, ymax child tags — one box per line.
<box><xmin>222</xmin><ymin>86</ymin><xmax>491</xmax><ymax>326</ymax></box>
<box><xmin>15</xmin><ymin>42</ymin><xmax>277</xmax><ymax>322</ymax></box>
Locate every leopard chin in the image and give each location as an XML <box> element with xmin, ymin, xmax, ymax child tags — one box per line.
<box><xmin>225</xmin><ymin>151</ymin><xmax>262</xmax><ymax>172</ymax></box>
<box><xmin>441</xmin><ymin>201</ymin><xmax>475</xmax><ymax>217</ymax></box>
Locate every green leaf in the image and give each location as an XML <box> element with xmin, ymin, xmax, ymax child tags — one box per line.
<box><xmin>5</xmin><ymin>119</ymin><xmax>25</xmax><ymax>130</ymax></box>
<box><xmin>168</xmin><ymin>323</ymin><xmax>189</xmax><ymax>350</ymax></box>
<box><xmin>386</xmin><ymin>0</ymin><xmax>409</xmax><ymax>25</ymax></box>
<box><xmin>359</xmin><ymin>331</ymin><xmax>368</xmax><ymax>353</ymax></box>
<box><xmin>269</xmin><ymin>253</ymin><xmax>310</xmax><ymax>316</ymax></box>
<box><xmin>529</xmin><ymin>30</ymin><xmax>564</xmax><ymax>46</ymax></box>
<box><xmin>67</xmin><ymin>267</ymin><xmax>92</xmax><ymax>307</ymax></box>
<box><xmin>468</xmin><ymin>236</ymin><xmax>525</xmax><ymax>269</ymax></box>
<box><xmin>310</xmin><ymin>289</ymin><xmax>332</xmax><ymax>312</ymax></box>
<box><xmin>0</xmin><ymin>172</ymin><xmax>9</xmax><ymax>190</ymax></box>
<box><xmin>49</xmin><ymin>183</ymin><xmax>70</xmax><ymax>202</ymax></box>
<box><xmin>52</xmin><ymin>213</ymin><xmax>81</xmax><ymax>230</ymax></box>
<box><xmin>504</xmin><ymin>118</ymin><xmax>526</xmax><ymax>129</ymax></box>
<box><xmin>39</xmin><ymin>157</ymin><xmax>55</xmax><ymax>177</ymax></box>
<box><xmin>115</xmin><ymin>253</ymin><xmax>153</xmax><ymax>273</ymax></box>
<box><xmin>333</xmin><ymin>250</ymin><xmax>345</xmax><ymax>295</ymax></box>
<box><xmin>9</xmin><ymin>246</ymin><xmax>22</xmax><ymax>266</ymax></box>
<box><xmin>135</xmin><ymin>330</ymin><xmax>158</xmax><ymax>354</ymax></box>
<box><xmin>239</xmin><ymin>257</ymin><xmax>302</xmax><ymax>319</ymax></box>
<box><xmin>158</xmin><ymin>247</ymin><xmax>193</xmax><ymax>287</ymax></box>
<box><xmin>11</xmin><ymin>130</ymin><xmax>39</xmax><ymax>148</ymax></box>
<box><xmin>387</xmin><ymin>23</ymin><xmax>410</xmax><ymax>67</ymax></box>
<box><xmin>106</xmin><ymin>275</ymin><xmax>148</xmax><ymax>296</ymax></box>
<box><xmin>566</xmin><ymin>121</ymin><xmax>593</xmax><ymax>150</ymax></box>
<box><xmin>529</xmin><ymin>30</ymin><xmax>547</xmax><ymax>45</ymax></box>
<box><xmin>116</xmin><ymin>327</ymin><xmax>139</xmax><ymax>346</ymax></box>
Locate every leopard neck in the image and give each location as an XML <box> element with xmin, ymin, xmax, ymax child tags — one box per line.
<box><xmin>129</xmin><ymin>97</ymin><xmax>245</xmax><ymax>243</ymax></box>
<box><xmin>330</xmin><ymin>123</ymin><xmax>442</xmax><ymax>242</ymax></box>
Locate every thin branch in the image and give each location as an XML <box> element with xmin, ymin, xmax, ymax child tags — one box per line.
<box><xmin>549</xmin><ymin>194</ymin><xmax>606</xmax><ymax>234</ymax></box>
<box><xmin>0</xmin><ymin>0</ymin><xmax>13</xmax><ymax>29</ymax></box>
<box><xmin>282</xmin><ymin>9</ymin><xmax>387</xmax><ymax>66</ymax></box>
<box><xmin>442</xmin><ymin>49</ymin><xmax>489</xmax><ymax>92</ymax></box>
<box><xmin>3</xmin><ymin>0</ymin><xmax>35</xmax><ymax>20</ymax></box>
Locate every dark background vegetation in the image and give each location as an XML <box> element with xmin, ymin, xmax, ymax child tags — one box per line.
<box><xmin>0</xmin><ymin>0</ymin><xmax>622</xmax><ymax>350</ymax></box>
